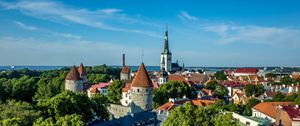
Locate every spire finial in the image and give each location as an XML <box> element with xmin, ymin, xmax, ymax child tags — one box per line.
<box><xmin>141</xmin><ymin>48</ymin><xmax>144</xmax><ymax>63</ymax></box>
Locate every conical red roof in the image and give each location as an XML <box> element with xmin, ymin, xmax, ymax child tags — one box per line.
<box><xmin>78</xmin><ymin>63</ymin><xmax>87</xmax><ymax>76</ymax></box>
<box><xmin>131</xmin><ymin>63</ymin><xmax>153</xmax><ymax>87</ymax></box>
<box><xmin>66</xmin><ymin>66</ymin><xmax>81</xmax><ymax>81</ymax></box>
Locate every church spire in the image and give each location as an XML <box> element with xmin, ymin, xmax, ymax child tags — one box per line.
<box><xmin>164</xmin><ymin>25</ymin><xmax>169</xmax><ymax>53</ymax></box>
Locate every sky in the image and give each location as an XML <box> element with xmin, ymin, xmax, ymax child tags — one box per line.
<box><xmin>0</xmin><ymin>0</ymin><xmax>300</xmax><ymax>67</ymax></box>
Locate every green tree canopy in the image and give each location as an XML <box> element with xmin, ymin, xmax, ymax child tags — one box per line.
<box><xmin>205</xmin><ymin>80</ymin><xmax>228</xmax><ymax>98</ymax></box>
<box><xmin>37</xmin><ymin>91</ymin><xmax>109</xmax><ymax>122</ymax></box>
<box><xmin>280</xmin><ymin>76</ymin><xmax>293</xmax><ymax>85</ymax></box>
<box><xmin>153</xmin><ymin>81</ymin><xmax>196</xmax><ymax>108</ymax></box>
<box><xmin>244</xmin><ymin>84</ymin><xmax>264</xmax><ymax>97</ymax></box>
<box><xmin>0</xmin><ymin>100</ymin><xmax>40</xmax><ymax>126</ymax></box>
<box><xmin>33</xmin><ymin>114</ymin><xmax>84</xmax><ymax>126</ymax></box>
<box><xmin>163</xmin><ymin>102</ymin><xmax>238</xmax><ymax>126</ymax></box>
<box><xmin>214</xmin><ymin>71</ymin><xmax>227</xmax><ymax>81</ymax></box>
<box><xmin>107</xmin><ymin>80</ymin><xmax>124</xmax><ymax>104</ymax></box>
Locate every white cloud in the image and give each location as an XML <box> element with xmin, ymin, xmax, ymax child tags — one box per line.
<box><xmin>0</xmin><ymin>1</ymin><xmax>160</xmax><ymax>38</ymax></box>
<box><xmin>15</xmin><ymin>21</ymin><xmax>38</xmax><ymax>31</ymax></box>
<box><xmin>100</xmin><ymin>8</ymin><xmax>123</xmax><ymax>15</ymax></box>
<box><xmin>14</xmin><ymin>20</ymin><xmax>82</xmax><ymax>40</ymax></box>
<box><xmin>202</xmin><ymin>23</ymin><xmax>300</xmax><ymax>47</ymax></box>
<box><xmin>178</xmin><ymin>11</ymin><xmax>198</xmax><ymax>21</ymax></box>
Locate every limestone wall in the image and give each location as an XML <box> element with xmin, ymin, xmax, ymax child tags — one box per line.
<box><xmin>108</xmin><ymin>104</ymin><xmax>131</xmax><ymax>118</ymax></box>
<box><xmin>131</xmin><ymin>87</ymin><xmax>153</xmax><ymax>113</ymax></box>
<box><xmin>120</xmin><ymin>73</ymin><xmax>130</xmax><ymax>80</ymax></box>
<box><xmin>65</xmin><ymin>80</ymin><xmax>83</xmax><ymax>92</ymax></box>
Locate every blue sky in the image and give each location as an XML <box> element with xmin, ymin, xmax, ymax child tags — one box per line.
<box><xmin>0</xmin><ymin>0</ymin><xmax>300</xmax><ymax>67</ymax></box>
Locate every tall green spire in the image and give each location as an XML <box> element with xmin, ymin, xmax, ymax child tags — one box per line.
<box><xmin>164</xmin><ymin>25</ymin><xmax>169</xmax><ymax>53</ymax></box>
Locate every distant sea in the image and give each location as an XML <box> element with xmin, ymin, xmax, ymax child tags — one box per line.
<box><xmin>0</xmin><ymin>65</ymin><xmax>227</xmax><ymax>72</ymax></box>
<box><xmin>0</xmin><ymin>66</ymin><xmax>299</xmax><ymax>72</ymax></box>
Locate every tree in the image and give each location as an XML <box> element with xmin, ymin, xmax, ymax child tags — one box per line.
<box><xmin>244</xmin><ymin>84</ymin><xmax>264</xmax><ymax>97</ymax></box>
<box><xmin>280</xmin><ymin>76</ymin><xmax>292</xmax><ymax>85</ymax></box>
<box><xmin>212</xmin><ymin>113</ymin><xmax>238</xmax><ymax>126</ymax></box>
<box><xmin>244</xmin><ymin>98</ymin><xmax>260</xmax><ymax>116</ymax></box>
<box><xmin>107</xmin><ymin>80</ymin><xmax>124</xmax><ymax>104</ymax></box>
<box><xmin>214</xmin><ymin>71</ymin><xmax>227</xmax><ymax>81</ymax></box>
<box><xmin>33</xmin><ymin>114</ymin><xmax>84</xmax><ymax>126</ymax></box>
<box><xmin>283</xmin><ymin>93</ymin><xmax>298</xmax><ymax>101</ymax></box>
<box><xmin>273</xmin><ymin>92</ymin><xmax>285</xmax><ymax>101</ymax></box>
<box><xmin>163</xmin><ymin>102</ymin><xmax>238</xmax><ymax>126</ymax></box>
<box><xmin>295</xmin><ymin>93</ymin><xmax>300</xmax><ymax>105</ymax></box>
<box><xmin>91</xmin><ymin>94</ymin><xmax>110</xmax><ymax>120</ymax></box>
<box><xmin>37</xmin><ymin>91</ymin><xmax>109</xmax><ymax>122</ymax></box>
<box><xmin>205</xmin><ymin>80</ymin><xmax>228</xmax><ymax>98</ymax></box>
<box><xmin>153</xmin><ymin>81</ymin><xmax>196</xmax><ymax>108</ymax></box>
<box><xmin>1</xmin><ymin>117</ymin><xmax>23</xmax><ymax>126</ymax></box>
<box><xmin>11</xmin><ymin>76</ymin><xmax>38</xmax><ymax>102</ymax></box>
<box><xmin>0</xmin><ymin>100</ymin><xmax>40</xmax><ymax>126</ymax></box>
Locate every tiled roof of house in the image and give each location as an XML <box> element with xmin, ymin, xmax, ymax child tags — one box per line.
<box><xmin>158</xmin><ymin>99</ymin><xmax>215</xmax><ymax>112</ymax></box>
<box><xmin>122</xmin><ymin>83</ymin><xmax>131</xmax><ymax>92</ymax></box>
<box><xmin>168</xmin><ymin>75</ymin><xmax>191</xmax><ymax>85</ymax></box>
<box><xmin>78</xmin><ymin>63</ymin><xmax>87</xmax><ymax>76</ymax></box>
<box><xmin>236</xmin><ymin>68</ymin><xmax>259</xmax><ymax>74</ymax></box>
<box><xmin>253</xmin><ymin>102</ymin><xmax>295</xmax><ymax>119</ymax></box>
<box><xmin>121</xmin><ymin>66</ymin><xmax>131</xmax><ymax>74</ymax></box>
<box><xmin>281</xmin><ymin>105</ymin><xmax>300</xmax><ymax>121</ymax></box>
<box><xmin>66</xmin><ymin>66</ymin><xmax>81</xmax><ymax>81</ymax></box>
<box><xmin>90</xmin><ymin>87</ymin><xmax>99</xmax><ymax>93</ymax></box>
<box><xmin>89</xmin><ymin>82</ymin><xmax>111</xmax><ymax>93</ymax></box>
<box><xmin>188</xmin><ymin>74</ymin><xmax>208</xmax><ymax>84</ymax></box>
<box><xmin>131</xmin><ymin>63</ymin><xmax>153</xmax><ymax>88</ymax></box>
<box><xmin>265</xmin><ymin>91</ymin><xmax>278</xmax><ymax>98</ymax></box>
<box><xmin>222</xmin><ymin>80</ymin><xmax>249</xmax><ymax>87</ymax></box>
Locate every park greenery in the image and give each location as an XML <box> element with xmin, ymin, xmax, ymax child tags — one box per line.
<box><xmin>214</xmin><ymin>71</ymin><xmax>227</xmax><ymax>81</ymax></box>
<box><xmin>153</xmin><ymin>81</ymin><xmax>196</xmax><ymax>108</ymax></box>
<box><xmin>205</xmin><ymin>80</ymin><xmax>229</xmax><ymax>99</ymax></box>
<box><xmin>163</xmin><ymin>101</ymin><xmax>238</xmax><ymax>126</ymax></box>
<box><xmin>244</xmin><ymin>84</ymin><xmax>265</xmax><ymax>97</ymax></box>
<box><xmin>107</xmin><ymin>80</ymin><xmax>124</xmax><ymax>104</ymax></box>
<box><xmin>0</xmin><ymin>65</ymin><xmax>119</xmax><ymax>126</ymax></box>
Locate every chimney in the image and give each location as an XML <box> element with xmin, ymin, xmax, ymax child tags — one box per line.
<box><xmin>122</xmin><ymin>53</ymin><xmax>125</xmax><ymax>66</ymax></box>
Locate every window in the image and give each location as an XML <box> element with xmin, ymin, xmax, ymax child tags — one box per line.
<box><xmin>137</xmin><ymin>89</ymin><xmax>140</xmax><ymax>92</ymax></box>
<box><xmin>146</xmin><ymin>89</ymin><xmax>148</xmax><ymax>92</ymax></box>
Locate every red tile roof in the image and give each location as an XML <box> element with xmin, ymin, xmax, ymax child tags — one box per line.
<box><xmin>253</xmin><ymin>102</ymin><xmax>295</xmax><ymax>119</ymax></box>
<box><xmin>121</xmin><ymin>66</ymin><xmax>131</xmax><ymax>74</ymax></box>
<box><xmin>281</xmin><ymin>105</ymin><xmax>300</xmax><ymax>121</ymax></box>
<box><xmin>90</xmin><ymin>87</ymin><xmax>99</xmax><ymax>93</ymax></box>
<box><xmin>66</xmin><ymin>66</ymin><xmax>81</xmax><ymax>81</ymax></box>
<box><xmin>122</xmin><ymin>83</ymin><xmax>131</xmax><ymax>92</ymax></box>
<box><xmin>78</xmin><ymin>63</ymin><xmax>87</xmax><ymax>76</ymax></box>
<box><xmin>235</xmin><ymin>68</ymin><xmax>259</xmax><ymax>74</ymax></box>
<box><xmin>131</xmin><ymin>63</ymin><xmax>153</xmax><ymax>88</ymax></box>
<box><xmin>158</xmin><ymin>99</ymin><xmax>215</xmax><ymax>112</ymax></box>
<box><xmin>168</xmin><ymin>75</ymin><xmax>191</xmax><ymax>85</ymax></box>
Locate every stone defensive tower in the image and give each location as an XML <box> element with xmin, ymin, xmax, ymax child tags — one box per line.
<box><xmin>120</xmin><ymin>54</ymin><xmax>131</xmax><ymax>81</ymax></box>
<box><xmin>130</xmin><ymin>63</ymin><xmax>153</xmax><ymax>113</ymax></box>
<box><xmin>78</xmin><ymin>63</ymin><xmax>87</xmax><ymax>83</ymax></box>
<box><xmin>65</xmin><ymin>65</ymin><xmax>83</xmax><ymax>92</ymax></box>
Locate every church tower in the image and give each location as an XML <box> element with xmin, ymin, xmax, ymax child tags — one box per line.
<box><xmin>130</xmin><ymin>63</ymin><xmax>153</xmax><ymax>113</ymax></box>
<box><xmin>65</xmin><ymin>66</ymin><xmax>83</xmax><ymax>92</ymax></box>
<box><xmin>160</xmin><ymin>26</ymin><xmax>172</xmax><ymax>72</ymax></box>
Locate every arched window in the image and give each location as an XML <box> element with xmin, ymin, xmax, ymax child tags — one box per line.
<box><xmin>137</xmin><ymin>89</ymin><xmax>140</xmax><ymax>92</ymax></box>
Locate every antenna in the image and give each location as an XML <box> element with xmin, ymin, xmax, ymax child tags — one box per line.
<box><xmin>141</xmin><ymin>48</ymin><xmax>144</xmax><ymax>63</ymax></box>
